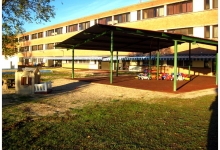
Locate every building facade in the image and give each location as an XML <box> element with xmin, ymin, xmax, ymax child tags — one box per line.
<box><xmin>15</xmin><ymin>0</ymin><xmax>218</xmax><ymax>75</ymax></box>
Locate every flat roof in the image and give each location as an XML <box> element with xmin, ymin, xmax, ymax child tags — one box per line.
<box><xmin>56</xmin><ymin>24</ymin><xmax>218</xmax><ymax>53</ymax></box>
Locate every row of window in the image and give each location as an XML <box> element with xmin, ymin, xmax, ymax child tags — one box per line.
<box><xmin>18</xmin><ymin>25</ymin><xmax>218</xmax><ymax>52</ymax></box>
<box><xmin>19</xmin><ymin>43</ymin><xmax>60</xmax><ymax>52</ymax></box>
<box><xmin>205</xmin><ymin>0</ymin><xmax>218</xmax><ymax>9</ymax></box>
<box><xmin>18</xmin><ymin>0</ymin><xmax>218</xmax><ymax>41</ymax></box>
<box><xmin>166</xmin><ymin>25</ymin><xmax>218</xmax><ymax>38</ymax></box>
<box><xmin>204</xmin><ymin>25</ymin><xmax>218</xmax><ymax>38</ymax></box>
<box><xmin>167</xmin><ymin>27</ymin><xmax>193</xmax><ymax>36</ymax></box>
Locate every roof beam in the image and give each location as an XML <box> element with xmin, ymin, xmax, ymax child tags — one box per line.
<box><xmin>181</xmin><ymin>36</ymin><xmax>218</xmax><ymax>45</ymax></box>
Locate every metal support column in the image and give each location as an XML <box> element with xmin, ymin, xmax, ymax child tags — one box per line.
<box><xmin>156</xmin><ymin>50</ymin><xmax>160</xmax><ymax>80</ymax></box>
<box><xmin>72</xmin><ymin>48</ymin><xmax>75</xmax><ymax>79</ymax></box>
<box><xmin>173</xmin><ymin>40</ymin><xmax>178</xmax><ymax>91</ymax></box>
<box><xmin>116</xmin><ymin>51</ymin><xmax>119</xmax><ymax>77</ymax></box>
<box><xmin>188</xmin><ymin>43</ymin><xmax>191</xmax><ymax>77</ymax></box>
<box><xmin>149</xmin><ymin>52</ymin><xmax>151</xmax><ymax>76</ymax></box>
<box><xmin>216</xmin><ymin>46</ymin><xmax>218</xmax><ymax>85</ymax></box>
<box><xmin>110</xmin><ymin>31</ymin><xmax>113</xmax><ymax>84</ymax></box>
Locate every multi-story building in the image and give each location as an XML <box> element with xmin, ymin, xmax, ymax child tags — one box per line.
<box><xmin>16</xmin><ymin>0</ymin><xmax>218</xmax><ymax>75</ymax></box>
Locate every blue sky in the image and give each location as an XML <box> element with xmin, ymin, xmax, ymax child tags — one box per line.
<box><xmin>23</xmin><ymin>0</ymin><xmax>150</xmax><ymax>32</ymax></box>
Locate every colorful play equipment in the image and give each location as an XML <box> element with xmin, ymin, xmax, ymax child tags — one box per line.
<box><xmin>137</xmin><ymin>73</ymin><xmax>152</xmax><ymax>80</ymax></box>
<box><xmin>136</xmin><ymin>71</ymin><xmax>190</xmax><ymax>81</ymax></box>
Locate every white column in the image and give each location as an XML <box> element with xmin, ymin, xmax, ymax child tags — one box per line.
<box><xmin>63</xmin><ymin>26</ymin><xmax>66</xmax><ymax>34</ymax></box>
<box><xmin>90</xmin><ymin>20</ymin><xmax>95</xmax><ymax>26</ymax></box>
<box><xmin>43</xmin><ymin>44</ymin><xmax>46</xmax><ymax>50</ymax></box>
<box><xmin>210</xmin><ymin>0</ymin><xmax>213</xmax><ymax>9</ymax></box>
<box><xmin>130</xmin><ymin>11</ymin><xmax>137</xmax><ymax>22</ymax></box>
<box><xmin>44</xmin><ymin>31</ymin><xmax>46</xmax><ymax>37</ymax></box>
<box><xmin>140</xmin><ymin>10</ymin><xmax>143</xmax><ymax>20</ymax></box>
<box><xmin>164</xmin><ymin>5</ymin><xmax>167</xmax><ymax>16</ymax></box>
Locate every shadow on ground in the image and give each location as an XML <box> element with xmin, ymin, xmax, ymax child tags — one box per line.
<box><xmin>2</xmin><ymin>80</ymin><xmax>91</xmax><ymax>107</ymax></box>
<box><xmin>207</xmin><ymin>88</ymin><xmax>218</xmax><ymax>150</ymax></box>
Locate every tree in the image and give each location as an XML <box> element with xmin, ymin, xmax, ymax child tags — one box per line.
<box><xmin>2</xmin><ymin>0</ymin><xmax>56</xmax><ymax>57</ymax></box>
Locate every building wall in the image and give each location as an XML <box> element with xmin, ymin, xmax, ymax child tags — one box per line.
<box><xmin>17</xmin><ymin>0</ymin><xmax>218</xmax><ymax>48</ymax></box>
<box><xmin>119</xmin><ymin>9</ymin><xmax>217</xmax><ymax>32</ymax></box>
<box><xmin>14</xmin><ymin>0</ymin><xmax>218</xmax><ymax>74</ymax></box>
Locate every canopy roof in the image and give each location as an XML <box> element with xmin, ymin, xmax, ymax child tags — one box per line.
<box><xmin>56</xmin><ymin>24</ymin><xmax>218</xmax><ymax>53</ymax></box>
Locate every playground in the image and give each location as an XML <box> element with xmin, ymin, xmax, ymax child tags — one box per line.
<box><xmin>74</xmin><ymin>75</ymin><xmax>217</xmax><ymax>93</ymax></box>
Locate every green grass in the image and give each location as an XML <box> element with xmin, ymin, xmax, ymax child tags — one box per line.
<box><xmin>2</xmin><ymin>95</ymin><xmax>217</xmax><ymax>149</ymax></box>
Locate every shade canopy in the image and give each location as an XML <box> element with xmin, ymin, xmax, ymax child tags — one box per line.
<box><xmin>56</xmin><ymin>24</ymin><xmax>218</xmax><ymax>53</ymax></box>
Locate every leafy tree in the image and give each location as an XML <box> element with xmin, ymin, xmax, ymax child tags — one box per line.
<box><xmin>2</xmin><ymin>0</ymin><xmax>56</xmax><ymax>58</ymax></box>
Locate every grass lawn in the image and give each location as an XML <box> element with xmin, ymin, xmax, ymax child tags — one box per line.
<box><xmin>2</xmin><ymin>94</ymin><xmax>217</xmax><ymax>149</ymax></box>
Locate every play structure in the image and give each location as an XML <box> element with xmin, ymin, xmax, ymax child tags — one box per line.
<box><xmin>137</xmin><ymin>68</ymin><xmax>190</xmax><ymax>81</ymax></box>
<box><xmin>15</xmin><ymin>67</ymin><xmax>52</xmax><ymax>94</ymax></box>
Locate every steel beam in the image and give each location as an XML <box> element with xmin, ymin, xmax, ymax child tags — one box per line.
<box><xmin>110</xmin><ymin>31</ymin><xmax>113</xmax><ymax>84</ymax></box>
<box><xmin>173</xmin><ymin>40</ymin><xmax>178</xmax><ymax>91</ymax></box>
<box><xmin>156</xmin><ymin>50</ymin><xmax>160</xmax><ymax>80</ymax></box>
<box><xmin>216</xmin><ymin>46</ymin><xmax>218</xmax><ymax>85</ymax></box>
<box><xmin>116</xmin><ymin>51</ymin><xmax>119</xmax><ymax>77</ymax></box>
<box><xmin>188</xmin><ymin>43</ymin><xmax>191</xmax><ymax>77</ymax></box>
<box><xmin>72</xmin><ymin>48</ymin><xmax>74</xmax><ymax>79</ymax></box>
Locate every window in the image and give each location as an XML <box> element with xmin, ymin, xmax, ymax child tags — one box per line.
<box><xmin>55</xmin><ymin>27</ymin><xmax>63</xmax><ymax>34</ymax></box>
<box><xmin>167</xmin><ymin>0</ymin><xmax>192</xmax><ymax>15</ymax></box>
<box><xmin>66</xmin><ymin>24</ymin><xmax>78</xmax><ymax>32</ymax></box>
<box><xmin>167</xmin><ymin>27</ymin><xmax>193</xmax><ymax>36</ymax></box>
<box><xmin>155</xmin><ymin>6</ymin><xmax>164</xmax><ymax>17</ymax></box>
<box><xmin>114</xmin><ymin>13</ymin><xmax>130</xmax><ymax>23</ymax></box>
<box><xmin>46</xmin><ymin>43</ymin><xmax>54</xmax><ymax>49</ymax></box>
<box><xmin>19</xmin><ymin>35</ymin><xmax>29</xmax><ymax>42</ymax></box>
<box><xmin>80</xmin><ymin>60</ymin><xmax>90</xmax><ymax>64</ymax></box>
<box><xmin>137</xmin><ymin>10</ymin><xmax>141</xmax><ymax>20</ymax></box>
<box><xmin>95</xmin><ymin>19</ymin><xmax>98</xmax><ymax>24</ymax></box>
<box><xmin>38</xmin><ymin>58</ymin><xmax>43</xmax><ymax>63</ymax></box>
<box><xmin>24</xmin><ymin>35</ymin><xmax>29</xmax><ymax>41</ymax></box>
<box><xmin>38</xmin><ymin>44</ymin><xmax>43</xmax><ymax>50</ymax></box>
<box><xmin>213</xmin><ymin>25</ymin><xmax>218</xmax><ymax>38</ymax></box>
<box><xmin>204</xmin><ymin>26</ymin><xmax>210</xmax><ymax>38</ymax></box>
<box><xmin>46</xmin><ymin>29</ymin><xmax>54</xmax><ymax>36</ymax></box>
<box><xmin>177</xmin><ymin>60</ymin><xmax>184</xmax><ymax>67</ymax></box>
<box><xmin>79</xmin><ymin>21</ymin><xmax>90</xmax><ymax>30</ymax></box>
<box><xmin>19</xmin><ymin>37</ymin><xmax>24</xmax><ymax>42</ymax></box>
<box><xmin>213</xmin><ymin>0</ymin><xmax>218</xmax><ymax>8</ymax></box>
<box><xmin>14</xmin><ymin>48</ymin><xmax>18</xmax><ymax>53</ymax></box>
<box><xmin>98</xmin><ymin>16</ymin><xmax>112</xmax><ymax>25</ymax></box>
<box><xmin>55</xmin><ymin>42</ymin><xmax>60</xmax><ymax>49</ymax></box>
<box><xmin>167</xmin><ymin>60</ymin><xmax>174</xmax><ymax>66</ymax></box>
<box><xmin>31</xmin><ymin>33</ymin><xmax>37</xmax><ymax>39</ymax></box>
<box><xmin>19</xmin><ymin>47</ymin><xmax>25</xmax><ymax>52</ymax></box>
<box><xmin>204</xmin><ymin>0</ymin><xmax>210</xmax><ymax>9</ymax></box>
<box><xmin>20</xmin><ymin>46</ymin><xmax>29</xmax><ymax>52</ymax></box>
<box><xmin>185</xmin><ymin>60</ymin><xmax>192</xmax><ymax>67</ymax></box>
<box><xmin>204</xmin><ymin>60</ymin><xmax>210</xmax><ymax>68</ymax></box>
<box><xmin>38</xmin><ymin>32</ymin><xmax>43</xmax><ymax>38</ymax></box>
<box><xmin>32</xmin><ymin>45</ymin><xmax>38</xmax><ymax>51</ymax></box>
<box><xmin>143</xmin><ymin>6</ymin><xmax>164</xmax><ymax>19</ymax></box>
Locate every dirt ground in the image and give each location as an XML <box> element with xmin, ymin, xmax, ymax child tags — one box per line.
<box><xmin>2</xmin><ymin>69</ymin><xmax>218</xmax><ymax>116</ymax></box>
